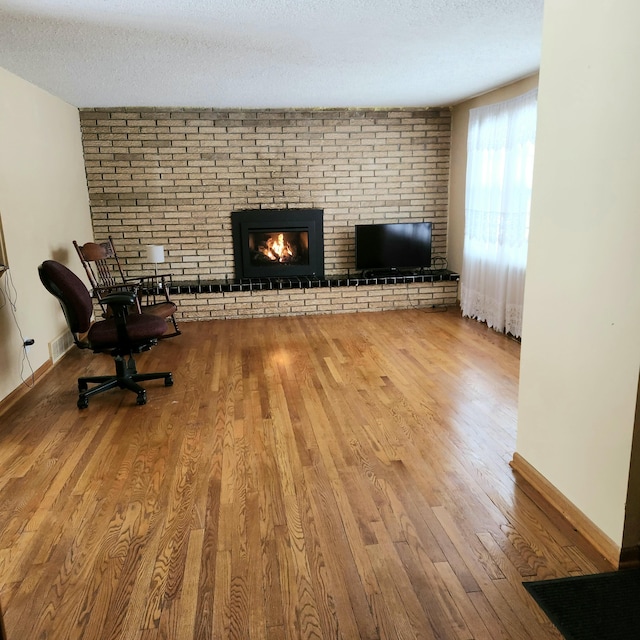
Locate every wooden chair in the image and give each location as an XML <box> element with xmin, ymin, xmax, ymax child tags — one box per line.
<box><xmin>73</xmin><ymin>237</ymin><xmax>180</xmax><ymax>338</ymax></box>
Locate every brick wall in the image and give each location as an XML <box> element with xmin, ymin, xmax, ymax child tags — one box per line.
<box><xmin>171</xmin><ymin>281</ymin><xmax>459</xmax><ymax>321</ymax></box>
<box><xmin>78</xmin><ymin>107</ymin><xmax>455</xmax><ymax>319</ymax></box>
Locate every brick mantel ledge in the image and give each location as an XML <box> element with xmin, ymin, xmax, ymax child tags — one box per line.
<box><xmin>167</xmin><ymin>269</ymin><xmax>459</xmax><ymax>295</ymax></box>
<box><xmin>163</xmin><ymin>270</ymin><xmax>460</xmax><ymax>321</ymax></box>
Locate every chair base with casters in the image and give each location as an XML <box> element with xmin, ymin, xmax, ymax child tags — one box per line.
<box><xmin>39</xmin><ymin>260</ymin><xmax>175</xmax><ymax>409</ymax></box>
<box><xmin>77</xmin><ymin>353</ymin><xmax>173</xmax><ymax>409</ymax></box>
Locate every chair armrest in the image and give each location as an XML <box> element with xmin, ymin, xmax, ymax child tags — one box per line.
<box><xmin>124</xmin><ymin>275</ymin><xmax>172</xmax><ymax>290</ymax></box>
<box><xmin>93</xmin><ymin>283</ymin><xmax>139</xmax><ymax>297</ymax></box>
<box><xmin>101</xmin><ymin>291</ymin><xmax>137</xmax><ymax>308</ymax></box>
<box><xmin>101</xmin><ymin>291</ymin><xmax>141</xmax><ymax>346</ymax></box>
<box><xmin>139</xmin><ymin>274</ymin><xmax>174</xmax><ymax>287</ymax></box>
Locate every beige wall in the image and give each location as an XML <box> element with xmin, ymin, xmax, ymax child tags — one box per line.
<box><xmin>0</xmin><ymin>67</ymin><xmax>93</xmax><ymax>404</ymax></box>
<box><xmin>517</xmin><ymin>0</ymin><xmax>640</xmax><ymax>548</ymax></box>
<box><xmin>448</xmin><ymin>74</ymin><xmax>539</xmax><ymax>276</ymax></box>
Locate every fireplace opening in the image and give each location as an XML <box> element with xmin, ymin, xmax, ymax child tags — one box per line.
<box><xmin>249</xmin><ymin>229</ymin><xmax>309</xmax><ymax>266</ymax></box>
<box><xmin>232</xmin><ymin>209</ymin><xmax>324</xmax><ymax>280</ymax></box>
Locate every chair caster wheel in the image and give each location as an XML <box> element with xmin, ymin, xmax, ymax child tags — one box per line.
<box><xmin>78</xmin><ymin>397</ymin><xmax>89</xmax><ymax>409</ymax></box>
<box><xmin>136</xmin><ymin>391</ymin><xmax>147</xmax><ymax>405</ymax></box>
<box><xmin>165</xmin><ymin>374</ymin><xmax>173</xmax><ymax>387</ymax></box>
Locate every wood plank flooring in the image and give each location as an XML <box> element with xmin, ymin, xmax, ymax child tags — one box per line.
<box><xmin>0</xmin><ymin>308</ymin><xmax>611</xmax><ymax>639</ymax></box>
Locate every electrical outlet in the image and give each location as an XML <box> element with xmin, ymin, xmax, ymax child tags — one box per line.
<box><xmin>23</xmin><ymin>337</ymin><xmax>35</xmax><ymax>353</ymax></box>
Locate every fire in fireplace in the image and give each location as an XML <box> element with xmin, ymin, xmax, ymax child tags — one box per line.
<box><xmin>250</xmin><ymin>230</ymin><xmax>305</xmax><ymax>265</ymax></box>
<box><xmin>232</xmin><ymin>209</ymin><xmax>324</xmax><ymax>280</ymax></box>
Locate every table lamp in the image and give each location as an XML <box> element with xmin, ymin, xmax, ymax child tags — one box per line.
<box><xmin>146</xmin><ymin>244</ymin><xmax>165</xmax><ymax>286</ymax></box>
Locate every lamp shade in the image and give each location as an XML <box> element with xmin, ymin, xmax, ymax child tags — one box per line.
<box><xmin>146</xmin><ymin>245</ymin><xmax>165</xmax><ymax>264</ymax></box>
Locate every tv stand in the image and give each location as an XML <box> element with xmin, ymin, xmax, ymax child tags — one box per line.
<box><xmin>361</xmin><ymin>268</ymin><xmax>423</xmax><ymax>278</ymax></box>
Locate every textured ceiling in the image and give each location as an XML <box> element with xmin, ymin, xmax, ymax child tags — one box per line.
<box><xmin>0</xmin><ymin>0</ymin><xmax>544</xmax><ymax>108</ymax></box>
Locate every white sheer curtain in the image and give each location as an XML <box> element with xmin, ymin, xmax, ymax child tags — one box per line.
<box><xmin>461</xmin><ymin>89</ymin><xmax>537</xmax><ymax>338</ymax></box>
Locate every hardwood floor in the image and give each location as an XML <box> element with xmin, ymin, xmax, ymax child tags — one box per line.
<box><xmin>0</xmin><ymin>308</ymin><xmax>611</xmax><ymax>639</ymax></box>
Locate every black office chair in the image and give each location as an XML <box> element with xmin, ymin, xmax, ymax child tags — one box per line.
<box><xmin>38</xmin><ymin>260</ymin><xmax>174</xmax><ymax>408</ymax></box>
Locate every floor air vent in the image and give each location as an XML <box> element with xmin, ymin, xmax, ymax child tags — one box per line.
<box><xmin>49</xmin><ymin>331</ymin><xmax>74</xmax><ymax>363</ymax></box>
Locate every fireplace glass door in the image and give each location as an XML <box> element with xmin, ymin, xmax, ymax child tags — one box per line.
<box><xmin>248</xmin><ymin>229</ymin><xmax>309</xmax><ymax>268</ymax></box>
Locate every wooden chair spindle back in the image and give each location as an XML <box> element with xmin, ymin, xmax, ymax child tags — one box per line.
<box><xmin>73</xmin><ymin>238</ymin><xmax>127</xmax><ymax>290</ymax></box>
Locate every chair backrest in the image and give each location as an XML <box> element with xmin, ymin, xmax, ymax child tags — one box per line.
<box><xmin>73</xmin><ymin>237</ymin><xmax>127</xmax><ymax>290</ymax></box>
<box><xmin>38</xmin><ymin>260</ymin><xmax>94</xmax><ymax>335</ymax></box>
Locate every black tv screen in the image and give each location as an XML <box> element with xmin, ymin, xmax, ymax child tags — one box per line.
<box><xmin>355</xmin><ymin>222</ymin><xmax>432</xmax><ymax>273</ymax></box>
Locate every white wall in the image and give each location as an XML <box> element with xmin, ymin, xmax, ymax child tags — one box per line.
<box><xmin>517</xmin><ymin>0</ymin><xmax>640</xmax><ymax>546</ymax></box>
<box><xmin>0</xmin><ymin>67</ymin><xmax>93</xmax><ymax>404</ymax></box>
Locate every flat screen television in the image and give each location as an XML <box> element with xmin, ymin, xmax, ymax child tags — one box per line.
<box><xmin>355</xmin><ymin>222</ymin><xmax>432</xmax><ymax>274</ymax></box>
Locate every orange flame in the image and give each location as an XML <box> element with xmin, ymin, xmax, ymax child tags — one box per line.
<box><xmin>260</xmin><ymin>233</ymin><xmax>294</xmax><ymax>262</ymax></box>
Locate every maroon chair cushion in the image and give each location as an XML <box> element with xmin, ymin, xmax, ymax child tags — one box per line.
<box><xmin>88</xmin><ymin>313</ymin><xmax>168</xmax><ymax>349</ymax></box>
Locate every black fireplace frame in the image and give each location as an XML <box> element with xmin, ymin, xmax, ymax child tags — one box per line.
<box><xmin>231</xmin><ymin>209</ymin><xmax>324</xmax><ymax>280</ymax></box>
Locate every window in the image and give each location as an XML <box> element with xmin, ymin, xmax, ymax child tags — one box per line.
<box><xmin>461</xmin><ymin>89</ymin><xmax>537</xmax><ymax>338</ymax></box>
